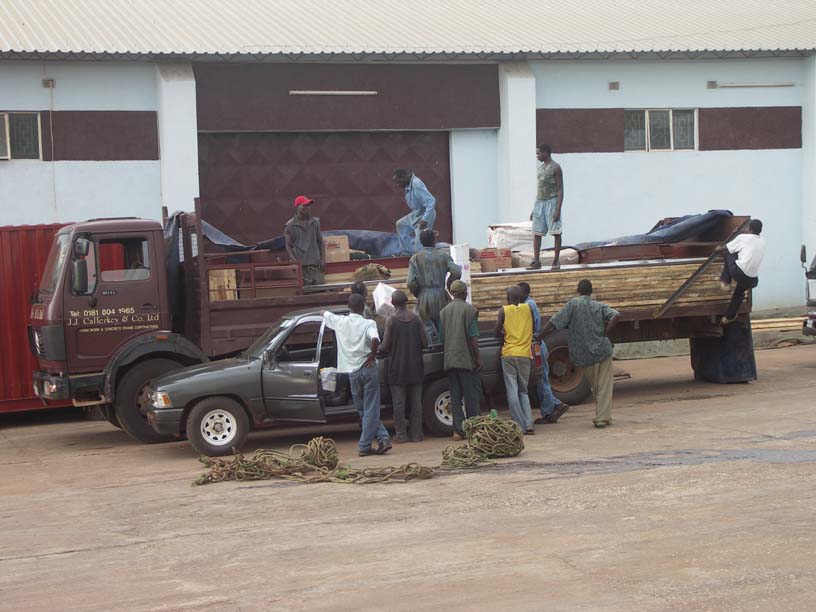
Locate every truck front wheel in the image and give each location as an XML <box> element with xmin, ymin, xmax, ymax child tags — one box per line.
<box><xmin>115</xmin><ymin>358</ymin><xmax>182</xmax><ymax>443</ymax></box>
<box><xmin>186</xmin><ymin>397</ymin><xmax>249</xmax><ymax>457</ymax></box>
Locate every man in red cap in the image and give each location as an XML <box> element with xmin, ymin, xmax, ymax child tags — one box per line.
<box><xmin>285</xmin><ymin>195</ymin><xmax>326</xmax><ymax>286</ymax></box>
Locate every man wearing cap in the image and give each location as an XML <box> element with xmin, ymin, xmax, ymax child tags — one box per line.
<box><xmin>407</xmin><ymin>229</ymin><xmax>462</xmax><ymax>338</ymax></box>
<box><xmin>393</xmin><ymin>168</ymin><xmax>437</xmax><ymax>255</ymax></box>
<box><xmin>438</xmin><ymin>280</ymin><xmax>482</xmax><ymax>441</ymax></box>
<box><xmin>285</xmin><ymin>195</ymin><xmax>325</xmax><ymax>286</ymax></box>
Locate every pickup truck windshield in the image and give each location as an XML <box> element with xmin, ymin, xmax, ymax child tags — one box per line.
<box><xmin>245</xmin><ymin>317</ymin><xmax>293</xmax><ymax>357</ymax></box>
<box><xmin>40</xmin><ymin>234</ymin><xmax>70</xmax><ymax>293</ymax></box>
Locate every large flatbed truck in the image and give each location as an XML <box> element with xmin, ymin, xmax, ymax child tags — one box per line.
<box><xmin>29</xmin><ymin>201</ymin><xmax>752</xmax><ymax>443</ymax></box>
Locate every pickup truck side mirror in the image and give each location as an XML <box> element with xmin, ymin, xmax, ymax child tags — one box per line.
<box><xmin>73</xmin><ymin>237</ymin><xmax>90</xmax><ymax>258</ymax></box>
<box><xmin>72</xmin><ymin>259</ymin><xmax>89</xmax><ymax>295</ymax></box>
<box><xmin>264</xmin><ymin>348</ymin><xmax>277</xmax><ymax>366</ymax></box>
<box><xmin>801</xmin><ymin>245</ymin><xmax>808</xmax><ymax>265</ymax></box>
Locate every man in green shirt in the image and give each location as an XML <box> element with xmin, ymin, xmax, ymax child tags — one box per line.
<box><xmin>407</xmin><ymin>229</ymin><xmax>462</xmax><ymax>338</ymax></box>
<box><xmin>528</xmin><ymin>144</ymin><xmax>564</xmax><ymax>270</ymax></box>
<box><xmin>438</xmin><ymin>280</ymin><xmax>481</xmax><ymax>440</ymax></box>
<box><xmin>538</xmin><ymin>279</ymin><xmax>620</xmax><ymax>428</ymax></box>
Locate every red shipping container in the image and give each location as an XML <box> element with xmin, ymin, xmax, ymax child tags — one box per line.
<box><xmin>0</xmin><ymin>224</ymin><xmax>73</xmax><ymax>413</ymax></box>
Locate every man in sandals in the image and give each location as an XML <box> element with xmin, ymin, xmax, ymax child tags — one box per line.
<box><xmin>716</xmin><ymin>219</ymin><xmax>766</xmax><ymax>325</ymax></box>
<box><xmin>528</xmin><ymin>144</ymin><xmax>564</xmax><ymax>270</ymax></box>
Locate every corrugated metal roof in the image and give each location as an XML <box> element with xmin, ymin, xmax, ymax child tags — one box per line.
<box><xmin>1</xmin><ymin>0</ymin><xmax>815</xmax><ymax>59</ymax></box>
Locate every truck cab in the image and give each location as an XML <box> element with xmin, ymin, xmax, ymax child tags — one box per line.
<box><xmin>29</xmin><ymin>218</ymin><xmax>204</xmax><ymax>441</ymax></box>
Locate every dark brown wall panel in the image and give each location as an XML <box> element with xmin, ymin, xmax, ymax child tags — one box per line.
<box><xmin>698</xmin><ymin>107</ymin><xmax>801</xmax><ymax>151</ymax></box>
<box><xmin>41</xmin><ymin>111</ymin><xmax>159</xmax><ymax>161</ymax></box>
<box><xmin>195</xmin><ymin>64</ymin><xmax>499</xmax><ymax>132</ymax></box>
<box><xmin>536</xmin><ymin>108</ymin><xmax>624</xmax><ymax>153</ymax></box>
<box><xmin>198</xmin><ymin>131</ymin><xmax>452</xmax><ymax>246</ymax></box>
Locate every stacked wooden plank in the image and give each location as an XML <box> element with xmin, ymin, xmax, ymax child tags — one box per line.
<box><xmin>750</xmin><ymin>317</ymin><xmax>806</xmax><ymax>332</ymax></box>
<box><xmin>469</xmin><ymin>261</ymin><xmax>730</xmax><ymax>320</ymax></box>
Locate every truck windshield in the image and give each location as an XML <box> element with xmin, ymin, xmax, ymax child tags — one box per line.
<box><xmin>39</xmin><ymin>234</ymin><xmax>71</xmax><ymax>293</ymax></box>
<box><xmin>245</xmin><ymin>317</ymin><xmax>294</xmax><ymax>357</ymax></box>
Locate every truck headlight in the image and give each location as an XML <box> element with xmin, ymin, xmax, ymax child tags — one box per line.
<box><xmin>151</xmin><ymin>391</ymin><xmax>173</xmax><ymax>408</ymax></box>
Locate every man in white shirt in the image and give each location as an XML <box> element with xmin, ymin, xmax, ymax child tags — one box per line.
<box><xmin>718</xmin><ymin>219</ymin><xmax>766</xmax><ymax>325</ymax></box>
<box><xmin>323</xmin><ymin>294</ymin><xmax>392</xmax><ymax>456</ymax></box>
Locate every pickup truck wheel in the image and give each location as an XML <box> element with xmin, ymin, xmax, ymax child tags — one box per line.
<box><xmin>545</xmin><ymin>331</ymin><xmax>592</xmax><ymax>405</ymax></box>
<box><xmin>422</xmin><ymin>378</ymin><xmax>455</xmax><ymax>437</ymax></box>
<box><xmin>115</xmin><ymin>358</ymin><xmax>181</xmax><ymax>443</ymax></box>
<box><xmin>187</xmin><ymin>398</ymin><xmax>249</xmax><ymax>457</ymax></box>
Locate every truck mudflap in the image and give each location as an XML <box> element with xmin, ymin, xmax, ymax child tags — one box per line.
<box><xmin>102</xmin><ymin>331</ymin><xmax>208</xmax><ymax>403</ymax></box>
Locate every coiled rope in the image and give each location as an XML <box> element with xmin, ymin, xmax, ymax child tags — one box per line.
<box><xmin>193</xmin><ymin>413</ymin><xmax>524</xmax><ymax>485</ymax></box>
<box><xmin>441</xmin><ymin>412</ymin><xmax>524</xmax><ymax>469</ymax></box>
<box><xmin>193</xmin><ymin>436</ymin><xmax>433</xmax><ymax>486</ymax></box>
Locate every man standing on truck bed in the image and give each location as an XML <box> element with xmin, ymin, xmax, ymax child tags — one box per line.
<box><xmin>378</xmin><ymin>290</ymin><xmax>426</xmax><ymax>443</ymax></box>
<box><xmin>517</xmin><ymin>282</ymin><xmax>570</xmax><ymax>424</ymax></box>
<box><xmin>539</xmin><ymin>280</ymin><xmax>620</xmax><ymax>429</ymax></box>
<box><xmin>393</xmin><ymin>168</ymin><xmax>437</xmax><ymax>255</ymax></box>
<box><xmin>439</xmin><ymin>280</ymin><xmax>482</xmax><ymax>441</ymax></box>
<box><xmin>285</xmin><ymin>195</ymin><xmax>326</xmax><ymax>286</ymax></box>
<box><xmin>407</xmin><ymin>229</ymin><xmax>462</xmax><ymax>338</ymax></box>
<box><xmin>323</xmin><ymin>295</ymin><xmax>392</xmax><ymax>456</ymax></box>
<box><xmin>496</xmin><ymin>286</ymin><xmax>536</xmax><ymax>435</ymax></box>
<box><xmin>528</xmin><ymin>144</ymin><xmax>564</xmax><ymax>270</ymax></box>
<box><xmin>717</xmin><ymin>219</ymin><xmax>766</xmax><ymax>325</ymax></box>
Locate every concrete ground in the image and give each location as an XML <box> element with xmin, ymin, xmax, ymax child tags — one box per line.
<box><xmin>1</xmin><ymin>344</ymin><xmax>815</xmax><ymax>612</ymax></box>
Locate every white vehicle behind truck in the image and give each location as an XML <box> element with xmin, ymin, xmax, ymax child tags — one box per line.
<box><xmin>802</xmin><ymin>245</ymin><xmax>816</xmax><ymax>336</ymax></box>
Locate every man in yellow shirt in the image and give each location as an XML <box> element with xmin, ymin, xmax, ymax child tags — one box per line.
<box><xmin>495</xmin><ymin>286</ymin><xmax>535</xmax><ymax>434</ymax></box>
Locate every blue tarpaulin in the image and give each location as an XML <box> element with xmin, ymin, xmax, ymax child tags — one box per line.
<box><xmin>575</xmin><ymin>210</ymin><xmax>733</xmax><ymax>250</ymax></box>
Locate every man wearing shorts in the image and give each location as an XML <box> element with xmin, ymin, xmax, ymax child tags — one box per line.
<box><xmin>528</xmin><ymin>144</ymin><xmax>564</xmax><ymax>269</ymax></box>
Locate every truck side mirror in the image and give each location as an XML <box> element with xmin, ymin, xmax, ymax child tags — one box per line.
<box><xmin>801</xmin><ymin>245</ymin><xmax>808</xmax><ymax>265</ymax></box>
<box><xmin>73</xmin><ymin>238</ymin><xmax>90</xmax><ymax>258</ymax></box>
<box><xmin>72</xmin><ymin>259</ymin><xmax>89</xmax><ymax>294</ymax></box>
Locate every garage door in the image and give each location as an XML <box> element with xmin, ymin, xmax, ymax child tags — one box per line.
<box><xmin>198</xmin><ymin>131</ymin><xmax>452</xmax><ymax>247</ymax></box>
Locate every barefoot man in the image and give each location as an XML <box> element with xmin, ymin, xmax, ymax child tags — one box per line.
<box><xmin>528</xmin><ymin>144</ymin><xmax>564</xmax><ymax>269</ymax></box>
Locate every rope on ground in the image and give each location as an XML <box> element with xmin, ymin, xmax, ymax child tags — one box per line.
<box><xmin>440</xmin><ymin>411</ymin><xmax>524</xmax><ymax>469</ymax></box>
<box><xmin>193</xmin><ymin>436</ymin><xmax>433</xmax><ymax>486</ymax></box>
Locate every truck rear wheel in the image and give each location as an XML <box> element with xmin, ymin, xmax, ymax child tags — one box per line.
<box><xmin>186</xmin><ymin>397</ymin><xmax>250</xmax><ymax>457</ymax></box>
<box><xmin>544</xmin><ymin>331</ymin><xmax>592</xmax><ymax>405</ymax></box>
<box><xmin>115</xmin><ymin>358</ymin><xmax>181</xmax><ymax>443</ymax></box>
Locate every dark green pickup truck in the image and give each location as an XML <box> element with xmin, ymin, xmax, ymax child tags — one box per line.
<box><xmin>146</xmin><ymin>308</ymin><xmax>547</xmax><ymax>456</ymax></box>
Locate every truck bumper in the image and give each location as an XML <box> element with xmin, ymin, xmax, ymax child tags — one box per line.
<box><xmin>32</xmin><ymin>371</ymin><xmax>70</xmax><ymax>401</ymax></box>
<box><xmin>804</xmin><ymin>313</ymin><xmax>816</xmax><ymax>336</ymax></box>
<box><xmin>147</xmin><ymin>408</ymin><xmax>184</xmax><ymax>435</ymax></box>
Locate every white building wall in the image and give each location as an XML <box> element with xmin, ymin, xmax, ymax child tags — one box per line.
<box><xmin>497</xmin><ymin>63</ymin><xmax>537</xmax><ymax>224</ymax></box>
<box><xmin>531</xmin><ymin>58</ymin><xmax>808</xmax><ymax>310</ymax></box>
<box><xmin>449</xmin><ymin>129</ymin><xmax>498</xmax><ymax>247</ymax></box>
<box><xmin>802</xmin><ymin>56</ymin><xmax>816</xmax><ymax>270</ymax></box>
<box><xmin>0</xmin><ymin>61</ymin><xmax>162</xmax><ymax>225</ymax></box>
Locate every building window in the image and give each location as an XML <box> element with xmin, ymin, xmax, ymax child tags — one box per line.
<box><xmin>0</xmin><ymin>112</ymin><xmax>41</xmax><ymax>159</ymax></box>
<box><xmin>624</xmin><ymin>109</ymin><xmax>696</xmax><ymax>151</ymax></box>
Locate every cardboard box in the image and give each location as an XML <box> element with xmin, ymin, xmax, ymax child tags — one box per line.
<box><xmin>323</xmin><ymin>235</ymin><xmax>350</xmax><ymax>263</ymax></box>
<box><xmin>478</xmin><ymin>247</ymin><xmax>513</xmax><ymax>272</ymax></box>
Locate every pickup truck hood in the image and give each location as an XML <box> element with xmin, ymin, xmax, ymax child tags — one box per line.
<box><xmin>151</xmin><ymin>357</ymin><xmax>258</xmax><ymax>393</ymax></box>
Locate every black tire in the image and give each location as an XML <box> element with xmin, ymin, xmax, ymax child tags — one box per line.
<box><xmin>542</xmin><ymin>330</ymin><xmax>592</xmax><ymax>405</ymax></box>
<box><xmin>97</xmin><ymin>404</ymin><xmax>122</xmax><ymax>428</ymax></box>
<box><xmin>186</xmin><ymin>397</ymin><xmax>250</xmax><ymax>457</ymax></box>
<box><xmin>114</xmin><ymin>358</ymin><xmax>182</xmax><ymax>443</ymax></box>
<box><xmin>422</xmin><ymin>378</ymin><xmax>454</xmax><ymax>437</ymax></box>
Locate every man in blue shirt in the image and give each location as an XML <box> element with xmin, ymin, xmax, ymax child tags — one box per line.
<box><xmin>517</xmin><ymin>282</ymin><xmax>570</xmax><ymax>424</ymax></box>
<box><xmin>393</xmin><ymin>168</ymin><xmax>437</xmax><ymax>255</ymax></box>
